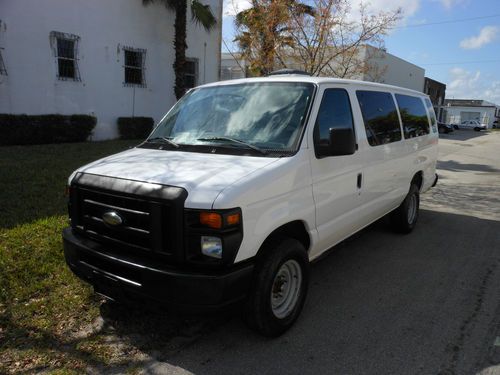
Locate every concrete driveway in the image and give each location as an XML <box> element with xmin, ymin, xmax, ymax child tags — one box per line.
<box><xmin>99</xmin><ymin>130</ymin><xmax>500</xmax><ymax>375</ymax></box>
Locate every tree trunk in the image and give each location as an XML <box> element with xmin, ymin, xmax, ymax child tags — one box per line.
<box><xmin>173</xmin><ymin>0</ymin><xmax>187</xmax><ymax>100</ymax></box>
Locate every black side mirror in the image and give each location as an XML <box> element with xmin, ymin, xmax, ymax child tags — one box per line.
<box><xmin>328</xmin><ymin>127</ymin><xmax>356</xmax><ymax>156</ymax></box>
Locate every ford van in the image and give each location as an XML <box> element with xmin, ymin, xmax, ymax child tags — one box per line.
<box><xmin>63</xmin><ymin>73</ymin><xmax>438</xmax><ymax>336</ymax></box>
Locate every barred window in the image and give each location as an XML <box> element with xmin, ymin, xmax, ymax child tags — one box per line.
<box><xmin>185</xmin><ymin>59</ymin><xmax>198</xmax><ymax>89</ymax></box>
<box><xmin>0</xmin><ymin>48</ymin><xmax>6</xmax><ymax>76</ymax></box>
<box><xmin>123</xmin><ymin>47</ymin><xmax>146</xmax><ymax>87</ymax></box>
<box><xmin>50</xmin><ymin>31</ymin><xmax>80</xmax><ymax>81</ymax></box>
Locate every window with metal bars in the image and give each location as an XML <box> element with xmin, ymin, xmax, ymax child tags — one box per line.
<box><xmin>123</xmin><ymin>47</ymin><xmax>146</xmax><ymax>87</ymax></box>
<box><xmin>50</xmin><ymin>31</ymin><xmax>81</xmax><ymax>81</ymax></box>
<box><xmin>185</xmin><ymin>58</ymin><xmax>198</xmax><ymax>89</ymax></box>
<box><xmin>0</xmin><ymin>48</ymin><xmax>6</xmax><ymax>76</ymax></box>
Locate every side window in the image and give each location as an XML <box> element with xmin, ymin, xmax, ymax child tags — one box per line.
<box><xmin>396</xmin><ymin>94</ymin><xmax>431</xmax><ymax>138</ymax></box>
<box><xmin>0</xmin><ymin>48</ymin><xmax>7</xmax><ymax>76</ymax></box>
<box><xmin>424</xmin><ymin>98</ymin><xmax>438</xmax><ymax>133</ymax></box>
<box><xmin>314</xmin><ymin>88</ymin><xmax>355</xmax><ymax>157</ymax></box>
<box><xmin>123</xmin><ymin>47</ymin><xmax>146</xmax><ymax>87</ymax></box>
<box><xmin>50</xmin><ymin>31</ymin><xmax>81</xmax><ymax>81</ymax></box>
<box><xmin>185</xmin><ymin>58</ymin><xmax>198</xmax><ymax>90</ymax></box>
<box><xmin>356</xmin><ymin>91</ymin><xmax>402</xmax><ymax>146</ymax></box>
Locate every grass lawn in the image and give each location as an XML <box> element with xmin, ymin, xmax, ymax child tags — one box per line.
<box><xmin>0</xmin><ymin>140</ymin><xmax>140</xmax><ymax>373</ymax></box>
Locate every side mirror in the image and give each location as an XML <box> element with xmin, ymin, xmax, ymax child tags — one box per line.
<box><xmin>329</xmin><ymin>127</ymin><xmax>356</xmax><ymax>156</ymax></box>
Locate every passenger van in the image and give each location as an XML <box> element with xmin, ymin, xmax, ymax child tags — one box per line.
<box><xmin>63</xmin><ymin>72</ymin><xmax>439</xmax><ymax>337</ymax></box>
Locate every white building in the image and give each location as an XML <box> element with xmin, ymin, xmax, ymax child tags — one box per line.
<box><xmin>442</xmin><ymin>99</ymin><xmax>500</xmax><ymax>128</ymax></box>
<box><xmin>0</xmin><ymin>0</ymin><xmax>222</xmax><ymax>139</ymax></box>
<box><xmin>221</xmin><ymin>45</ymin><xmax>425</xmax><ymax>92</ymax></box>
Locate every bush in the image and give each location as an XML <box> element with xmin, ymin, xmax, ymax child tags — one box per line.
<box><xmin>0</xmin><ymin>114</ymin><xmax>97</xmax><ymax>145</ymax></box>
<box><xmin>117</xmin><ymin>117</ymin><xmax>154</xmax><ymax>139</ymax></box>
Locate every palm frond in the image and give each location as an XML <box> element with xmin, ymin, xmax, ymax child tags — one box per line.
<box><xmin>190</xmin><ymin>0</ymin><xmax>217</xmax><ymax>31</ymax></box>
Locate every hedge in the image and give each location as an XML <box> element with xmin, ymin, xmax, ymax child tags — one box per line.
<box><xmin>117</xmin><ymin>117</ymin><xmax>154</xmax><ymax>139</ymax></box>
<box><xmin>0</xmin><ymin>114</ymin><xmax>97</xmax><ymax>145</ymax></box>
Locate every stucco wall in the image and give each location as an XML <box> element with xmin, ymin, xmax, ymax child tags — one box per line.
<box><xmin>361</xmin><ymin>46</ymin><xmax>425</xmax><ymax>92</ymax></box>
<box><xmin>0</xmin><ymin>0</ymin><xmax>222</xmax><ymax>139</ymax></box>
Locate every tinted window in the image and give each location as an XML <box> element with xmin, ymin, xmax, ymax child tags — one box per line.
<box><xmin>314</xmin><ymin>89</ymin><xmax>355</xmax><ymax>156</ymax></box>
<box><xmin>396</xmin><ymin>94</ymin><xmax>430</xmax><ymax>138</ymax></box>
<box><xmin>424</xmin><ymin>98</ymin><xmax>438</xmax><ymax>133</ymax></box>
<box><xmin>356</xmin><ymin>91</ymin><xmax>402</xmax><ymax>146</ymax></box>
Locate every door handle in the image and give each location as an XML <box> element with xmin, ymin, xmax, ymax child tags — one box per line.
<box><xmin>357</xmin><ymin>173</ymin><xmax>362</xmax><ymax>189</ymax></box>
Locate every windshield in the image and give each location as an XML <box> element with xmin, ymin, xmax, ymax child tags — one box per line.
<box><xmin>146</xmin><ymin>82</ymin><xmax>315</xmax><ymax>156</ymax></box>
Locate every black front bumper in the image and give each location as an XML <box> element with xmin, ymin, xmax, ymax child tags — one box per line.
<box><xmin>63</xmin><ymin>228</ymin><xmax>254</xmax><ymax>311</ymax></box>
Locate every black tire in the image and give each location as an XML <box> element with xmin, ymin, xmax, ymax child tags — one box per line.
<box><xmin>390</xmin><ymin>184</ymin><xmax>420</xmax><ymax>234</ymax></box>
<box><xmin>454</xmin><ymin>125</ymin><xmax>459</xmax><ymax>130</ymax></box>
<box><xmin>244</xmin><ymin>237</ymin><xmax>309</xmax><ymax>337</ymax></box>
<box><xmin>474</xmin><ymin>127</ymin><xmax>480</xmax><ymax>132</ymax></box>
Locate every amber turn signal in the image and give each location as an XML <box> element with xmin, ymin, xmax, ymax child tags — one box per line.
<box><xmin>226</xmin><ymin>213</ymin><xmax>241</xmax><ymax>226</ymax></box>
<box><xmin>200</xmin><ymin>212</ymin><xmax>222</xmax><ymax>229</ymax></box>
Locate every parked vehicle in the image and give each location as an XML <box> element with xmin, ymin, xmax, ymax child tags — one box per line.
<box><xmin>453</xmin><ymin>120</ymin><xmax>487</xmax><ymax>131</ymax></box>
<box><xmin>63</xmin><ymin>74</ymin><xmax>439</xmax><ymax>337</ymax></box>
<box><xmin>438</xmin><ymin>122</ymin><xmax>454</xmax><ymax>134</ymax></box>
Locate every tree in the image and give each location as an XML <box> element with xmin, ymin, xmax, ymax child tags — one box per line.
<box><xmin>234</xmin><ymin>0</ymin><xmax>315</xmax><ymax>76</ymax></box>
<box><xmin>284</xmin><ymin>0</ymin><xmax>402</xmax><ymax>78</ymax></box>
<box><xmin>142</xmin><ymin>0</ymin><xmax>217</xmax><ymax>99</ymax></box>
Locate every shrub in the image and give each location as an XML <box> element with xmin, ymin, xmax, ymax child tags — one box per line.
<box><xmin>0</xmin><ymin>114</ymin><xmax>97</xmax><ymax>145</ymax></box>
<box><xmin>117</xmin><ymin>117</ymin><xmax>154</xmax><ymax>139</ymax></box>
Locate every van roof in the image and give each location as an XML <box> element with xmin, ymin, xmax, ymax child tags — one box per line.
<box><xmin>199</xmin><ymin>76</ymin><xmax>427</xmax><ymax>97</ymax></box>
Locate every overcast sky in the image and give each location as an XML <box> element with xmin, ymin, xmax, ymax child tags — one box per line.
<box><xmin>221</xmin><ymin>0</ymin><xmax>500</xmax><ymax>104</ymax></box>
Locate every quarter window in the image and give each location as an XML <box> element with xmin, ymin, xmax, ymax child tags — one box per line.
<box><xmin>124</xmin><ymin>48</ymin><xmax>146</xmax><ymax>86</ymax></box>
<box><xmin>356</xmin><ymin>91</ymin><xmax>402</xmax><ymax>146</ymax></box>
<box><xmin>395</xmin><ymin>94</ymin><xmax>430</xmax><ymax>138</ymax></box>
<box><xmin>314</xmin><ymin>89</ymin><xmax>355</xmax><ymax>157</ymax></box>
<box><xmin>424</xmin><ymin>98</ymin><xmax>438</xmax><ymax>133</ymax></box>
<box><xmin>50</xmin><ymin>31</ymin><xmax>80</xmax><ymax>81</ymax></box>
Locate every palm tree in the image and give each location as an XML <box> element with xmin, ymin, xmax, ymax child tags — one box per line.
<box><xmin>142</xmin><ymin>0</ymin><xmax>217</xmax><ymax>99</ymax></box>
<box><xmin>234</xmin><ymin>0</ymin><xmax>314</xmax><ymax>76</ymax></box>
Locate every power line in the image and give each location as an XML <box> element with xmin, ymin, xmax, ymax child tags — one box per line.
<box><xmin>393</xmin><ymin>14</ymin><xmax>500</xmax><ymax>29</ymax></box>
<box><xmin>419</xmin><ymin>59</ymin><xmax>500</xmax><ymax>66</ymax></box>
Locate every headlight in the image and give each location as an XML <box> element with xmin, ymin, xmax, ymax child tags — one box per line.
<box><xmin>201</xmin><ymin>236</ymin><xmax>223</xmax><ymax>259</ymax></box>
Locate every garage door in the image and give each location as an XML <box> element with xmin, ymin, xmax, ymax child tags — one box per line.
<box><xmin>461</xmin><ymin>111</ymin><xmax>481</xmax><ymax>121</ymax></box>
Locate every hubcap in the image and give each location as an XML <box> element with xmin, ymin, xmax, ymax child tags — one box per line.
<box><xmin>407</xmin><ymin>193</ymin><xmax>418</xmax><ymax>223</ymax></box>
<box><xmin>270</xmin><ymin>259</ymin><xmax>302</xmax><ymax>319</ymax></box>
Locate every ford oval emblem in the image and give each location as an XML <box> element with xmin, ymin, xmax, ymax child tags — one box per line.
<box><xmin>102</xmin><ymin>211</ymin><xmax>123</xmax><ymax>226</ymax></box>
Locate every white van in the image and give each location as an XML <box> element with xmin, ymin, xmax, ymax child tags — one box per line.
<box><xmin>63</xmin><ymin>73</ymin><xmax>438</xmax><ymax>337</ymax></box>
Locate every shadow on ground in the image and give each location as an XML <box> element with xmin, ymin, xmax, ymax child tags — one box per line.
<box><xmin>438</xmin><ymin>129</ymin><xmax>490</xmax><ymax>142</ymax></box>
<box><xmin>83</xmin><ymin>207</ymin><xmax>500</xmax><ymax>375</ymax></box>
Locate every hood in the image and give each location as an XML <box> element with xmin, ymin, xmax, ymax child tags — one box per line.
<box><xmin>74</xmin><ymin>147</ymin><xmax>280</xmax><ymax>208</ymax></box>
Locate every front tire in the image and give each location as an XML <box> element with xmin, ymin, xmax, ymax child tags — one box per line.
<box><xmin>244</xmin><ymin>238</ymin><xmax>309</xmax><ymax>337</ymax></box>
<box><xmin>390</xmin><ymin>184</ymin><xmax>420</xmax><ymax>234</ymax></box>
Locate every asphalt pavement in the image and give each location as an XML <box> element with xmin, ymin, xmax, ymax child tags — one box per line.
<box><xmin>102</xmin><ymin>130</ymin><xmax>500</xmax><ymax>375</ymax></box>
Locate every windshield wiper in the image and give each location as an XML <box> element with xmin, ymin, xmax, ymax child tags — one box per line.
<box><xmin>197</xmin><ymin>136</ymin><xmax>268</xmax><ymax>155</ymax></box>
<box><xmin>147</xmin><ymin>136</ymin><xmax>180</xmax><ymax>148</ymax></box>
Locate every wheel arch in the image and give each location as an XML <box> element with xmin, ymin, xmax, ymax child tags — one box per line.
<box><xmin>256</xmin><ymin>220</ymin><xmax>311</xmax><ymax>261</ymax></box>
<box><xmin>412</xmin><ymin>171</ymin><xmax>423</xmax><ymax>191</ymax></box>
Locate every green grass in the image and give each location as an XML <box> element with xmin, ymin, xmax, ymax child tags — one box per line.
<box><xmin>0</xmin><ymin>140</ymin><xmax>138</xmax><ymax>373</ymax></box>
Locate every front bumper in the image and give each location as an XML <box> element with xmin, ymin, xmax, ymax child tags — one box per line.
<box><xmin>63</xmin><ymin>227</ymin><xmax>254</xmax><ymax>311</ymax></box>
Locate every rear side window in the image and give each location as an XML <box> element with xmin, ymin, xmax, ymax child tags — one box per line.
<box><xmin>314</xmin><ymin>89</ymin><xmax>355</xmax><ymax>156</ymax></box>
<box><xmin>356</xmin><ymin>91</ymin><xmax>402</xmax><ymax>146</ymax></box>
<box><xmin>424</xmin><ymin>98</ymin><xmax>438</xmax><ymax>133</ymax></box>
<box><xmin>395</xmin><ymin>94</ymin><xmax>430</xmax><ymax>138</ymax></box>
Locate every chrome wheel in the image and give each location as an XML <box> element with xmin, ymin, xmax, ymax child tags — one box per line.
<box><xmin>270</xmin><ymin>259</ymin><xmax>302</xmax><ymax>319</ymax></box>
<box><xmin>407</xmin><ymin>193</ymin><xmax>417</xmax><ymax>224</ymax></box>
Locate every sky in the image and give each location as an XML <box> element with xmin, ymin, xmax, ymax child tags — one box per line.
<box><xmin>221</xmin><ymin>0</ymin><xmax>500</xmax><ymax>104</ymax></box>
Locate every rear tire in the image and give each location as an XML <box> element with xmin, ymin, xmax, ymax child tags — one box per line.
<box><xmin>244</xmin><ymin>237</ymin><xmax>309</xmax><ymax>337</ymax></box>
<box><xmin>474</xmin><ymin>127</ymin><xmax>480</xmax><ymax>132</ymax></box>
<box><xmin>390</xmin><ymin>184</ymin><xmax>420</xmax><ymax>234</ymax></box>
